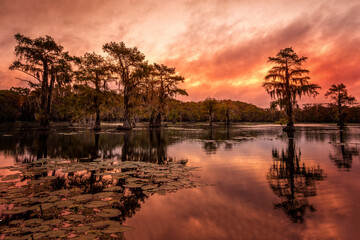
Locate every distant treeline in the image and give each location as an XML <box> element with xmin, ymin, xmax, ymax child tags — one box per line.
<box><xmin>1</xmin><ymin>87</ymin><xmax>359</xmax><ymax>124</ymax></box>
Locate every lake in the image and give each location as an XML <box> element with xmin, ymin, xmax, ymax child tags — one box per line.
<box><xmin>0</xmin><ymin>123</ymin><xmax>360</xmax><ymax>240</ymax></box>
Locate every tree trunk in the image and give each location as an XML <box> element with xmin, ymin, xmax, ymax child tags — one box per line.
<box><xmin>338</xmin><ymin>103</ymin><xmax>344</xmax><ymax>128</ymax></box>
<box><xmin>93</xmin><ymin>108</ymin><xmax>101</xmax><ymax>131</ymax></box>
<box><xmin>122</xmin><ymin>86</ymin><xmax>132</xmax><ymax>130</ymax></box>
<box><xmin>226</xmin><ymin>107</ymin><xmax>230</xmax><ymax>126</ymax></box>
<box><xmin>93</xmin><ymin>77</ymin><xmax>101</xmax><ymax>131</ymax></box>
<box><xmin>40</xmin><ymin>61</ymin><xmax>50</xmax><ymax>130</ymax></box>
<box><xmin>283</xmin><ymin>60</ymin><xmax>295</xmax><ymax>132</ymax></box>
<box><xmin>154</xmin><ymin>113</ymin><xmax>162</xmax><ymax>128</ymax></box>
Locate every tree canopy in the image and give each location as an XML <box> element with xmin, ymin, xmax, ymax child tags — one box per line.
<box><xmin>263</xmin><ymin>47</ymin><xmax>321</xmax><ymax>131</ymax></box>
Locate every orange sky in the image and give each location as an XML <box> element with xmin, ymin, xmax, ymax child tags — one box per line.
<box><xmin>0</xmin><ymin>0</ymin><xmax>359</xmax><ymax>107</ymax></box>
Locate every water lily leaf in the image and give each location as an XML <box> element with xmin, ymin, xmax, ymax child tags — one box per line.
<box><xmin>2</xmin><ymin>207</ymin><xmax>29</xmax><ymax>214</ymax></box>
<box><xmin>2</xmin><ymin>173</ymin><xmax>22</xmax><ymax>181</ymax></box>
<box><xmin>39</xmin><ymin>195</ymin><xmax>59</xmax><ymax>203</ymax></box>
<box><xmin>69</xmin><ymin>194</ymin><xmax>93</xmax><ymax>202</ymax></box>
<box><xmin>102</xmin><ymin>225</ymin><xmax>135</xmax><ymax>233</ymax></box>
<box><xmin>103</xmin><ymin>186</ymin><xmax>122</xmax><ymax>192</ymax></box>
<box><xmin>75</xmin><ymin>234</ymin><xmax>97</xmax><ymax>239</ymax></box>
<box><xmin>123</xmin><ymin>170</ymin><xmax>138</xmax><ymax>175</ymax></box>
<box><xmin>23</xmin><ymin>218</ymin><xmax>43</xmax><ymax>226</ymax></box>
<box><xmin>45</xmin><ymin>230</ymin><xmax>66</xmax><ymax>238</ymax></box>
<box><xmin>30</xmin><ymin>225</ymin><xmax>50</xmax><ymax>232</ymax></box>
<box><xmin>153</xmin><ymin>177</ymin><xmax>171</xmax><ymax>183</ymax></box>
<box><xmin>9</xmin><ymin>219</ymin><xmax>24</xmax><ymax>226</ymax></box>
<box><xmin>94</xmin><ymin>192</ymin><xmax>114</xmax><ymax>199</ymax></box>
<box><xmin>54</xmin><ymin>200</ymin><xmax>74</xmax><ymax>208</ymax></box>
<box><xmin>97</xmin><ymin>208</ymin><xmax>121</xmax><ymax>218</ymax></box>
<box><xmin>50</xmin><ymin>189</ymin><xmax>70</xmax><ymax>196</ymax></box>
<box><xmin>123</xmin><ymin>183</ymin><xmax>144</xmax><ymax>188</ymax></box>
<box><xmin>63</xmin><ymin>214</ymin><xmax>86</xmax><ymax>222</ymax></box>
<box><xmin>11</xmin><ymin>197</ymin><xmax>30</xmax><ymax>204</ymax></box>
<box><xmin>43</xmin><ymin>219</ymin><xmax>62</xmax><ymax>226</ymax></box>
<box><xmin>28</xmin><ymin>232</ymin><xmax>47</xmax><ymax>240</ymax></box>
<box><xmin>39</xmin><ymin>176</ymin><xmax>57</xmax><ymax>181</ymax></box>
<box><xmin>69</xmin><ymin>225</ymin><xmax>91</xmax><ymax>233</ymax></box>
<box><xmin>158</xmin><ymin>185</ymin><xmax>178</xmax><ymax>191</ymax></box>
<box><xmin>84</xmin><ymin>201</ymin><xmax>109</xmax><ymax>208</ymax></box>
<box><xmin>141</xmin><ymin>184</ymin><xmax>158</xmax><ymax>191</ymax></box>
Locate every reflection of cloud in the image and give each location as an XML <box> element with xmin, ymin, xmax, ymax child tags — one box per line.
<box><xmin>0</xmin><ymin>0</ymin><xmax>359</xmax><ymax>107</ymax></box>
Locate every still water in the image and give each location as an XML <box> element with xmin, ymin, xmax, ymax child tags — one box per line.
<box><xmin>0</xmin><ymin>123</ymin><xmax>360</xmax><ymax>240</ymax></box>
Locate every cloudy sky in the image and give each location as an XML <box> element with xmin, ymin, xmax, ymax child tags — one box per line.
<box><xmin>0</xmin><ymin>0</ymin><xmax>359</xmax><ymax>107</ymax></box>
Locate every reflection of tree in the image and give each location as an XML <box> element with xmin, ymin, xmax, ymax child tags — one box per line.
<box><xmin>267</xmin><ymin>132</ymin><xmax>326</xmax><ymax>223</ymax></box>
<box><xmin>121</xmin><ymin>128</ymin><xmax>173</xmax><ymax>164</ymax></box>
<box><xmin>202</xmin><ymin>128</ymin><xmax>219</xmax><ymax>154</ymax></box>
<box><xmin>329</xmin><ymin>130</ymin><xmax>359</xmax><ymax>170</ymax></box>
<box><xmin>36</xmin><ymin>132</ymin><xmax>49</xmax><ymax>159</ymax></box>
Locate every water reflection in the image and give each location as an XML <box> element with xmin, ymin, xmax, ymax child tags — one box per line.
<box><xmin>267</xmin><ymin>131</ymin><xmax>326</xmax><ymax>223</ymax></box>
<box><xmin>121</xmin><ymin>129</ymin><xmax>174</xmax><ymax>164</ymax></box>
<box><xmin>202</xmin><ymin>128</ymin><xmax>220</xmax><ymax>154</ymax></box>
<box><xmin>329</xmin><ymin>129</ymin><xmax>360</xmax><ymax>170</ymax></box>
<box><xmin>0</xmin><ymin>128</ymin><xmax>202</xmax><ymax>239</ymax></box>
<box><xmin>1</xmin><ymin>124</ymin><xmax>360</xmax><ymax>239</ymax></box>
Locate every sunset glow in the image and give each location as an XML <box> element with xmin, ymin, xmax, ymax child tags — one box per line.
<box><xmin>0</xmin><ymin>0</ymin><xmax>359</xmax><ymax>107</ymax></box>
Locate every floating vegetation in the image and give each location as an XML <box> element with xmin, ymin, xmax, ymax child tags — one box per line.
<box><xmin>0</xmin><ymin>157</ymin><xmax>204</xmax><ymax>239</ymax></box>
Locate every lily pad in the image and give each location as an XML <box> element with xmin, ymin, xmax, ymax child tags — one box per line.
<box><xmin>94</xmin><ymin>192</ymin><xmax>114</xmax><ymax>199</ymax></box>
<box><xmin>45</xmin><ymin>230</ymin><xmax>67</xmax><ymax>238</ymax></box>
<box><xmin>97</xmin><ymin>208</ymin><xmax>121</xmax><ymax>218</ymax></box>
<box><xmin>69</xmin><ymin>225</ymin><xmax>91</xmax><ymax>233</ymax></box>
<box><xmin>50</xmin><ymin>189</ymin><xmax>70</xmax><ymax>196</ymax></box>
<box><xmin>84</xmin><ymin>201</ymin><xmax>109</xmax><ymax>208</ymax></box>
<box><xmin>63</xmin><ymin>214</ymin><xmax>86</xmax><ymax>222</ymax></box>
<box><xmin>2</xmin><ymin>173</ymin><xmax>22</xmax><ymax>181</ymax></box>
<box><xmin>103</xmin><ymin>186</ymin><xmax>122</xmax><ymax>192</ymax></box>
<box><xmin>43</xmin><ymin>219</ymin><xmax>63</xmax><ymax>226</ymax></box>
<box><xmin>54</xmin><ymin>200</ymin><xmax>74</xmax><ymax>208</ymax></box>
<box><xmin>2</xmin><ymin>207</ymin><xmax>29</xmax><ymax>215</ymax></box>
<box><xmin>69</xmin><ymin>194</ymin><xmax>93</xmax><ymax>202</ymax></box>
<box><xmin>23</xmin><ymin>218</ymin><xmax>44</xmax><ymax>226</ymax></box>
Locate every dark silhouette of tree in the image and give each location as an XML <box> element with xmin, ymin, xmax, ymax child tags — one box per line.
<box><xmin>103</xmin><ymin>42</ymin><xmax>145</xmax><ymax>130</ymax></box>
<box><xmin>147</xmin><ymin>63</ymin><xmax>187</xmax><ymax>127</ymax></box>
<box><xmin>9</xmin><ymin>34</ymin><xmax>72</xmax><ymax>129</ymax></box>
<box><xmin>329</xmin><ymin>130</ymin><xmax>359</xmax><ymax>170</ymax></box>
<box><xmin>263</xmin><ymin>47</ymin><xmax>320</xmax><ymax>131</ymax></box>
<box><xmin>267</xmin><ymin>132</ymin><xmax>326</xmax><ymax>223</ymax></box>
<box><xmin>203</xmin><ymin>97</ymin><xmax>218</xmax><ymax>126</ymax></box>
<box><xmin>75</xmin><ymin>52</ymin><xmax>112</xmax><ymax>130</ymax></box>
<box><xmin>325</xmin><ymin>83</ymin><xmax>356</xmax><ymax>128</ymax></box>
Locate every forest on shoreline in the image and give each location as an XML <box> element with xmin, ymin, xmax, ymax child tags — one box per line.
<box><xmin>1</xmin><ymin>87</ymin><xmax>360</xmax><ymax>125</ymax></box>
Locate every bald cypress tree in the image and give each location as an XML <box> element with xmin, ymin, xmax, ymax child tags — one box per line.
<box><xmin>75</xmin><ymin>52</ymin><xmax>112</xmax><ymax>131</ymax></box>
<box><xmin>9</xmin><ymin>34</ymin><xmax>72</xmax><ymax>129</ymax></box>
<box><xmin>263</xmin><ymin>47</ymin><xmax>320</xmax><ymax>131</ymax></box>
<box><xmin>103</xmin><ymin>42</ymin><xmax>145</xmax><ymax>130</ymax></box>
<box><xmin>150</xmin><ymin>63</ymin><xmax>187</xmax><ymax>127</ymax></box>
<box><xmin>325</xmin><ymin>83</ymin><xmax>356</xmax><ymax>127</ymax></box>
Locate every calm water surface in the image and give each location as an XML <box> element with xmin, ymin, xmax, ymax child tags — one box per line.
<box><xmin>0</xmin><ymin>123</ymin><xmax>360</xmax><ymax>240</ymax></box>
